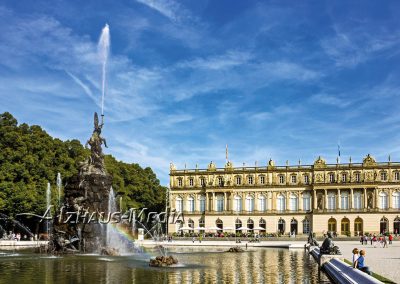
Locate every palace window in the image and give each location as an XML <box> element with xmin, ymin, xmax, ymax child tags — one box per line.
<box><xmin>277</xmin><ymin>194</ymin><xmax>286</xmax><ymax>211</ymax></box>
<box><xmin>289</xmin><ymin>194</ymin><xmax>298</xmax><ymax>211</ymax></box>
<box><xmin>395</xmin><ymin>172</ymin><xmax>400</xmax><ymax>181</ymax></box>
<box><xmin>236</xmin><ymin>176</ymin><xmax>242</xmax><ymax>185</ymax></box>
<box><xmin>393</xmin><ymin>192</ymin><xmax>400</xmax><ymax>209</ymax></box>
<box><xmin>258</xmin><ymin>194</ymin><xmax>266</xmax><ymax>212</ymax></box>
<box><xmin>381</xmin><ymin>172</ymin><xmax>387</xmax><ymax>181</ymax></box>
<box><xmin>328</xmin><ymin>192</ymin><xmax>336</xmax><ymax>210</ymax></box>
<box><xmin>342</xmin><ymin>174</ymin><xmax>347</xmax><ymax>183</ymax></box>
<box><xmin>303</xmin><ymin>219</ymin><xmax>310</xmax><ymax>234</ymax></box>
<box><xmin>175</xmin><ymin>197</ymin><xmax>183</xmax><ymax>212</ymax></box>
<box><xmin>246</xmin><ymin>195</ymin><xmax>254</xmax><ymax>212</ymax></box>
<box><xmin>291</xmin><ymin>175</ymin><xmax>297</xmax><ymax>184</ymax></box>
<box><xmin>279</xmin><ymin>175</ymin><xmax>285</xmax><ymax>184</ymax></box>
<box><xmin>189</xmin><ymin>178</ymin><xmax>194</xmax><ymax>187</ymax></box>
<box><xmin>304</xmin><ymin>175</ymin><xmax>309</xmax><ymax>184</ymax></box>
<box><xmin>379</xmin><ymin>192</ymin><xmax>388</xmax><ymax>209</ymax></box>
<box><xmin>218</xmin><ymin>177</ymin><xmax>223</xmax><ymax>186</ymax></box>
<box><xmin>260</xmin><ymin>176</ymin><xmax>265</xmax><ymax>184</ymax></box>
<box><xmin>303</xmin><ymin>193</ymin><xmax>311</xmax><ymax>211</ymax></box>
<box><xmin>341</xmin><ymin>192</ymin><xmax>349</xmax><ymax>210</ymax></box>
<box><xmin>354</xmin><ymin>192</ymin><xmax>362</xmax><ymax>210</ymax></box>
<box><xmin>188</xmin><ymin>196</ymin><xmax>195</xmax><ymax>212</ymax></box>
<box><xmin>199</xmin><ymin>195</ymin><xmax>206</xmax><ymax>212</ymax></box>
<box><xmin>234</xmin><ymin>195</ymin><xmax>242</xmax><ymax>212</ymax></box>
<box><xmin>329</xmin><ymin>173</ymin><xmax>335</xmax><ymax>183</ymax></box>
<box><xmin>248</xmin><ymin>176</ymin><xmax>254</xmax><ymax>185</ymax></box>
<box><xmin>355</xmin><ymin>173</ymin><xmax>360</xmax><ymax>182</ymax></box>
<box><xmin>200</xmin><ymin>177</ymin><xmax>206</xmax><ymax>187</ymax></box>
<box><xmin>178</xmin><ymin>178</ymin><xmax>183</xmax><ymax>187</ymax></box>
<box><xmin>216</xmin><ymin>195</ymin><xmax>224</xmax><ymax>212</ymax></box>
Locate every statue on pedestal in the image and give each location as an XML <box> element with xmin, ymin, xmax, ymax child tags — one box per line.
<box><xmin>320</xmin><ymin>232</ymin><xmax>341</xmax><ymax>255</ymax></box>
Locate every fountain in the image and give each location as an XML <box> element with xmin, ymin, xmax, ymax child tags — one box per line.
<box><xmin>56</xmin><ymin>173</ymin><xmax>62</xmax><ymax>207</ymax></box>
<box><xmin>46</xmin><ymin>183</ymin><xmax>51</xmax><ymax>239</ymax></box>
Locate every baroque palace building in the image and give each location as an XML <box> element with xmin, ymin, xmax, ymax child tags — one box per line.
<box><xmin>168</xmin><ymin>154</ymin><xmax>400</xmax><ymax>236</ymax></box>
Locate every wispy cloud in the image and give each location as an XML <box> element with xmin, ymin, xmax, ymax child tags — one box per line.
<box><xmin>135</xmin><ymin>0</ymin><xmax>191</xmax><ymax>22</ymax></box>
<box><xmin>309</xmin><ymin>93</ymin><xmax>352</xmax><ymax>108</ymax></box>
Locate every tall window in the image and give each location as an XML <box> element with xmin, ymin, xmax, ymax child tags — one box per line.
<box><xmin>328</xmin><ymin>192</ymin><xmax>336</xmax><ymax>210</ymax></box>
<box><xmin>381</xmin><ymin>172</ymin><xmax>387</xmax><ymax>181</ymax></box>
<box><xmin>248</xmin><ymin>176</ymin><xmax>254</xmax><ymax>185</ymax></box>
<box><xmin>218</xmin><ymin>177</ymin><xmax>223</xmax><ymax>186</ymax></box>
<box><xmin>354</xmin><ymin>192</ymin><xmax>362</xmax><ymax>210</ymax></box>
<box><xmin>199</xmin><ymin>217</ymin><xmax>205</xmax><ymax>228</ymax></box>
<box><xmin>289</xmin><ymin>194</ymin><xmax>298</xmax><ymax>211</ymax></box>
<box><xmin>393</xmin><ymin>192</ymin><xmax>400</xmax><ymax>209</ymax></box>
<box><xmin>277</xmin><ymin>194</ymin><xmax>286</xmax><ymax>211</ymax></box>
<box><xmin>258</xmin><ymin>194</ymin><xmax>266</xmax><ymax>212</ymax></box>
<box><xmin>329</xmin><ymin>173</ymin><xmax>335</xmax><ymax>183</ymax></box>
<box><xmin>291</xmin><ymin>175</ymin><xmax>297</xmax><ymax>184</ymax></box>
<box><xmin>189</xmin><ymin>178</ymin><xmax>194</xmax><ymax>186</ymax></box>
<box><xmin>395</xmin><ymin>172</ymin><xmax>400</xmax><ymax>181</ymax></box>
<box><xmin>236</xmin><ymin>176</ymin><xmax>242</xmax><ymax>185</ymax></box>
<box><xmin>342</xmin><ymin>174</ymin><xmax>347</xmax><ymax>183</ymax></box>
<box><xmin>176</xmin><ymin>197</ymin><xmax>183</xmax><ymax>212</ymax></box>
<box><xmin>279</xmin><ymin>175</ymin><xmax>285</xmax><ymax>184</ymax></box>
<box><xmin>303</xmin><ymin>219</ymin><xmax>310</xmax><ymax>234</ymax></box>
<box><xmin>341</xmin><ymin>192</ymin><xmax>349</xmax><ymax>210</ymax></box>
<box><xmin>246</xmin><ymin>195</ymin><xmax>254</xmax><ymax>212</ymax></box>
<box><xmin>234</xmin><ymin>195</ymin><xmax>242</xmax><ymax>212</ymax></box>
<box><xmin>199</xmin><ymin>195</ymin><xmax>206</xmax><ymax>212</ymax></box>
<box><xmin>216</xmin><ymin>195</ymin><xmax>224</xmax><ymax>212</ymax></box>
<box><xmin>304</xmin><ymin>175</ymin><xmax>309</xmax><ymax>184</ymax></box>
<box><xmin>303</xmin><ymin>193</ymin><xmax>311</xmax><ymax>211</ymax></box>
<box><xmin>379</xmin><ymin>192</ymin><xmax>388</xmax><ymax>209</ymax></box>
<box><xmin>178</xmin><ymin>178</ymin><xmax>183</xmax><ymax>187</ymax></box>
<box><xmin>200</xmin><ymin>177</ymin><xmax>206</xmax><ymax>187</ymax></box>
<box><xmin>260</xmin><ymin>176</ymin><xmax>265</xmax><ymax>184</ymax></box>
<box><xmin>188</xmin><ymin>196</ymin><xmax>195</xmax><ymax>212</ymax></box>
<box><xmin>355</xmin><ymin>173</ymin><xmax>360</xmax><ymax>182</ymax></box>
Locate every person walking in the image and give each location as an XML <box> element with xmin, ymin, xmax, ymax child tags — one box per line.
<box><xmin>355</xmin><ymin>250</ymin><xmax>372</xmax><ymax>275</ymax></box>
<box><xmin>389</xmin><ymin>234</ymin><xmax>393</xmax><ymax>245</ymax></box>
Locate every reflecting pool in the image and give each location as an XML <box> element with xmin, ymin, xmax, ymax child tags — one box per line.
<box><xmin>0</xmin><ymin>248</ymin><xmax>331</xmax><ymax>283</ymax></box>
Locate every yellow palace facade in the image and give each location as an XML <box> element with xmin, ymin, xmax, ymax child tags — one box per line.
<box><xmin>168</xmin><ymin>154</ymin><xmax>400</xmax><ymax>236</ymax></box>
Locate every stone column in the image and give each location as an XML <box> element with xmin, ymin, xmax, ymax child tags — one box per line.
<box><xmin>374</xmin><ymin>188</ymin><xmax>378</xmax><ymax>209</ymax></box>
<box><xmin>286</xmin><ymin>191</ymin><xmax>290</xmax><ymax>211</ymax></box>
<box><xmin>195</xmin><ymin>193</ymin><xmax>199</xmax><ymax>212</ymax></box>
<box><xmin>337</xmin><ymin>189</ymin><xmax>341</xmax><ymax>210</ymax></box>
<box><xmin>212</xmin><ymin>192</ymin><xmax>215</xmax><ymax>212</ymax></box>
<box><xmin>299</xmin><ymin>192</ymin><xmax>303</xmax><ymax>211</ymax></box>
<box><xmin>224</xmin><ymin>192</ymin><xmax>227</xmax><ymax>212</ymax></box>
<box><xmin>230</xmin><ymin>192</ymin><xmax>234</xmax><ymax>212</ymax></box>
<box><xmin>324</xmin><ymin>189</ymin><xmax>328</xmax><ymax>210</ymax></box>
<box><xmin>254</xmin><ymin>192</ymin><xmax>258</xmax><ymax>212</ymax></box>
<box><xmin>205</xmin><ymin>192</ymin><xmax>209</xmax><ymax>211</ymax></box>
<box><xmin>350</xmin><ymin>188</ymin><xmax>354</xmax><ymax>210</ymax></box>
<box><xmin>389</xmin><ymin>189</ymin><xmax>393</xmax><ymax>209</ymax></box>
<box><xmin>364</xmin><ymin>188</ymin><xmax>367</xmax><ymax>209</ymax></box>
<box><xmin>242</xmin><ymin>192</ymin><xmax>246</xmax><ymax>212</ymax></box>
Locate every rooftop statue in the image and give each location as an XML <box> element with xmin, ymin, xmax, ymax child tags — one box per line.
<box><xmin>81</xmin><ymin>112</ymin><xmax>108</xmax><ymax>175</ymax></box>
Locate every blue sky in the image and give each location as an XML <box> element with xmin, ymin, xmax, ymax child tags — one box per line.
<box><xmin>1</xmin><ymin>0</ymin><xmax>400</xmax><ymax>185</ymax></box>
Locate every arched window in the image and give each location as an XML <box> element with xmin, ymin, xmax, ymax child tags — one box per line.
<box><xmin>247</xmin><ymin>219</ymin><xmax>254</xmax><ymax>231</ymax></box>
<box><xmin>289</xmin><ymin>193</ymin><xmax>298</xmax><ymax>211</ymax></box>
<box><xmin>277</xmin><ymin>194</ymin><xmax>286</xmax><ymax>211</ymax></box>
<box><xmin>175</xmin><ymin>197</ymin><xmax>183</xmax><ymax>212</ymax></box>
<box><xmin>216</xmin><ymin>194</ymin><xmax>224</xmax><ymax>212</ymax></box>
<box><xmin>278</xmin><ymin>218</ymin><xmax>285</xmax><ymax>233</ymax></box>
<box><xmin>290</xmin><ymin>218</ymin><xmax>298</xmax><ymax>234</ymax></box>
<box><xmin>341</xmin><ymin>218</ymin><xmax>350</xmax><ymax>235</ymax></box>
<box><xmin>394</xmin><ymin>217</ymin><xmax>400</xmax><ymax>235</ymax></box>
<box><xmin>234</xmin><ymin>195</ymin><xmax>242</xmax><ymax>212</ymax></box>
<box><xmin>380</xmin><ymin>217</ymin><xmax>389</xmax><ymax>234</ymax></box>
<box><xmin>393</xmin><ymin>192</ymin><xmax>400</xmax><ymax>209</ymax></box>
<box><xmin>235</xmin><ymin>219</ymin><xmax>242</xmax><ymax>233</ymax></box>
<box><xmin>188</xmin><ymin>219</ymin><xmax>194</xmax><ymax>232</ymax></box>
<box><xmin>353</xmin><ymin>191</ymin><xmax>362</xmax><ymax>210</ymax></box>
<box><xmin>379</xmin><ymin>192</ymin><xmax>388</xmax><ymax>209</ymax></box>
<box><xmin>246</xmin><ymin>195</ymin><xmax>254</xmax><ymax>212</ymax></box>
<box><xmin>199</xmin><ymin>195</ymin><xmax>206</xmax><ymax>212</ymax></box>
<box><xmin>341</xmin><ymin>192</ymin><xmax>349</xmax><ymax>210</ymax></box>
<box><xmin>216</xmin><ymin>218</ymin><xmax>223</xmax><ymax>232</ymax></box>
<box><xmin>259</xmin><ymin>218</ymin><xmax>266</xmax><ymax>233</ymax></box>
<box><xmin>303</xmin><ymin>193</ymin><xmax>311</xmax><ymax>211</ymax></box>
<box><xmin>303</xmin><ymin>218</ymin><xmax>310</xmax><ymax>234</ymax></box>
<box><xmin>328</xmin><ymin>217</ymin><xmax>337</xmax><ymax>233</ymax></box>
<box><xmin>199</xmin><ymin>217</ymin><xmax>205</xmax><ymax>228</ymax></box>
<box><xmin>187</xmin><ymin>196</ymin><xmax>195</xmax><ymax>212</ymax></box>
<box><xmin>354</xmin><ymin>217</ymin><xmax>363</xmax><ymax>235</ymax></box>
<box><xmin>328</xmin><ymin>192</ymin><xmax>336</xmax><ymax>210</ymax></box>
<box><xmin>258</xmin><ymin>194</ymin><xmax>266</xmax><ymax>212</ymax></box>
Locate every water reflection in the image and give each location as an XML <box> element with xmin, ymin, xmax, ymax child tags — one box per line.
<box><xmin>0</xmin><ymin>248</ymin><xmax>331</xmax><ymax>284</ymax></box>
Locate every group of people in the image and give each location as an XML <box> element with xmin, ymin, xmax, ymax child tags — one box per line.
<box><xmin>352</xmin><ymin>248</ymin><xmax>372</xmax><ymax>275</ymax></box>
<box><xmin>359</xmin><ymin>234</ymin><xmax>394</xmax><ymax>247</ymax></box>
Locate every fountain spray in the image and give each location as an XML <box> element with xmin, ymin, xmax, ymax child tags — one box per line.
<box><xmin>98</xmin><ymin>23</ymin><xmax>110</xmax><ymax>118</ymax></box>
<box><xmin>56</xmin><ymin>173</ymin><xmax>62</xmax><ymax>207</ymax></box>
